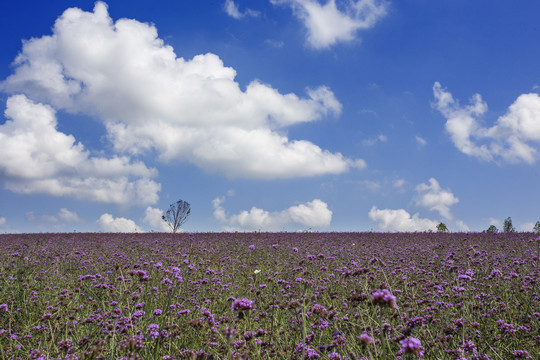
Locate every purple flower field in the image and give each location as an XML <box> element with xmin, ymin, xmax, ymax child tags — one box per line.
<box><xmin>0</xmin><ymin>232</ymin><xmax>538</xmax><ymax>359</ymax></box>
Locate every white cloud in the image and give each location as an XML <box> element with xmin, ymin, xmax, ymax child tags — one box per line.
<box><xmin>393</xmin><ymin>178</ymin><xmax>405</xmax><ymax>188</ymax></box>
<box><xmin>455</xmin><ymin>220</ymin><xmax>469</xmax><ymax>232</ymax></box>
<box><xmin>360</xmin><ymin>180</ymin><xmax>381</xmax><ymax>191</ymax></box>
<box><xmin>271</xmin><ymin>0</ymin><xmax>387</xmax><ymax>49</ymax></box>
<box><xmin>265</xmin><ymin>39</ymin><xmax>285</xmax><ymax>48</ymax></box>
<box><xmin>57</xmin><ymin>208</ymin><xmax>82</xmax><ymax>222</ymax></box>
<box><xmin>224</xmin><ymin>0</ymin><xmax>259</xmax><ymax>19</ymax></box>
<box><xmin>0</xmin><ymin>2</ymin><xmax>362</xmax><ymax>179</ymax></box>
<box><xmin>0</xmin><ymin>217</ymin><xmax>16</xmax><ymax>233</ymax></box>
<box><xmin>415</xmin><ymin>136</ymin><xmax>426</xmax><ymax>146</ymax></box>
<box><xmin>368</xmin><ymin>206</ymin><xmax>438</xmax><ymax>232</ymax></box>
<box><xmin>142</xmin><ymin>206</ymin><xmax>170</xmax><ymax>232</ymax></box>
<box><xmin>26</xmin><ymin>208</ymin><xmax>82</xmax><ymax>223</ymax></box>
<box><xmin>362</xmin><ymin>134</ymin><xmax>387</xmax><ymax>146</ymax></box>
<box><xmin>213</xmin><ymin>196</ymin><xmax>332</xmax><ymax>231</ymax></box>
<box><xmin>519</xmin><ymin>222</ymin><xmax>535</xmax><ymax>232</ymax></box>
<box><xmin>433</xmin><ymin>82</ymin><xmax>540</xmax><ymax>164</ymax></box>
<box><xmin>97</xmin><ymin>213</ymin><xmax>143</xmax><ymax>232</ymax></box>
<box><xmin>487</xmin><ymin>218</ymin><xmax>502</xmax><ymax>228</ymax></box>
<box><xmin>0</xmin><ymin>95</ymin><xmax>160</xmax><ymax>205</ymax></box>
<box><xmin>415</xmin><ymin>178</ymin><xmax>458</xmax><ymax>219</ymax></box>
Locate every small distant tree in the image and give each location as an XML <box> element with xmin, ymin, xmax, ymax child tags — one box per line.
<box><xmin>503</xmin><ymin>217</ymin><xmax>515</xmax><ymax>233</ymax></box>
<box><xmin>436</xmin><ymin>222</ymin><xmax>449</xmax><ymax>232</ymax></box>
<box><xmin>485</xmin><ymin>225</ymin><xmax>498</xmax><ymax>233</ymax></box>
<box><xmin>534</xmin><ymin>221</ymin><xmax>540</xmax><ymax>233</ymax></box>
<box><xmin>162</xmin><ymin>199</ymin><xmax>191</xmax><ymax>233</ymax></box>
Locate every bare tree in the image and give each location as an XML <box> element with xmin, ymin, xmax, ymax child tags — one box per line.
<box><xmin>162</xmin><ymin>200</ymin><xmax>191</xmax><ymax>233</ymax></box>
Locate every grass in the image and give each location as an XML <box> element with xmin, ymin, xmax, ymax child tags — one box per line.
<box><xmin>0</xmin><ymin>232</ymin><xmax>538</xmax><ymax>359</ymax></box>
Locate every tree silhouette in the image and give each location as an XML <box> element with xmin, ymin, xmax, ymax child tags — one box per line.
<box><xmin>436</xmin><ymin>222</ymin><xmax>449</xmax><ymax>232</ymax></box>
<box><xmin>503</xmin><ymin>217</ymin><xmax>515</xmax><ymax>233</ymax></box>
<box><xmin>162</xmin><ymin>200</ymin><xmax>191</xmax><ymax>233</ymax></box>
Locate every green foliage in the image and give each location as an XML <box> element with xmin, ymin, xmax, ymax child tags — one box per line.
<box><xmin>485</xmin><ymin>225</ymin><xmax>498</xmax><ymax>233</ymax></box>
<box><xmin>534</xmin><ymin>221</ymin><xmax>540</xmax><ymax>233</ymax></box>
<box><xmin>436</xmin><ymin>222</ymin><xmax>449</xmax><ymax>232</ymax></box>
<box><xmin>503</xmin><ymin>217</ymin><xmax>516</xmax><ymax>233</ymax></box>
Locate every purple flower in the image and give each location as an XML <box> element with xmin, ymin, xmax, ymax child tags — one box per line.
<box><xmin>371</xmin><ymin>288</ymin><xmax>398</xmax><ymax>309</ymax></box>
<box><xmin>131</xmin><ymin>310</ymin><xmax>145</xmax><ymax>320</ymax></box>
<box><xmin>178</xmin><ymin>309</ymin><xmax>190</xmax><ymax>315</ymax></box>
<box><xmin>0</xmin><ymin>304</ymin><xmax>7</xmax><ymax>312</ymax></box>
<box><xmin>231</xmin><ymin>298</ymin><xmax>254</xmax><ymax>312</ymax></box>
<box><xmin>358</xmin><ymin>333</ymin><xmax>373</xmax><ymax>345</ymax></box>
<box><xmin>153</xmin><ymin>309</ymin><xmax>163</xmax><ymax>316</ymax></box>
<box><xmin>248</xmin><ymin>245</ymin><xmax>255</xmax><ymax>251</ymax></box>
<box><xmin>328</xmin><ymin>353</ymin><xmax>342</xmax><ymax>360</ymax></box>
<box><xmin>398</xmin><ymin>337</ymin><xmax>424</xmax><ymax>357</ymax></box>
<box><xmin>135</xmin><ymin>302</ymin><xmax>145</xmax><ymax>309</ymax></box>
<box><xmin>513</xmin><ymin>350</ymin><xmax>531</xmax><ymax>359</ymax></box>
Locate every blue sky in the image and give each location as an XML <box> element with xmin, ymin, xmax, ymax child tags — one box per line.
<box><xmin>1</xmin><ymin>0</ymin><xmax>539</xmax><ymax>233</ymax></box>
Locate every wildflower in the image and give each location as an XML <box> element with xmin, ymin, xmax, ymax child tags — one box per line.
<box><xmin>488</xmin><ymin>269</ymin><xmax>502</xmax><ymax>278</ymax></box>
<box><xmin>231</xmin><ymin>298</ymin><xmax>254</xmax><ymax>312</ymax></box>
<box><xmin>131</xmin><ymin>310</ymin><xmax>145</xmax><ymax>320</ymax></box>
<box><xmin>462</xmin><ymin>340</ymin><xmax>476</xmax><ymax>353</ymax></box>
<box><xmin>328</xmin><ymin>353</ymin><xmax>342</xmax><ymax>360</ymax></box>
<box><xmin>296</xmin><ymin>342</ymin><xmax>320</xmax><ymax>359</ymax></box>
<box><xmin>0</xmin><ymin>304</ymin><xmax>7</xmax><ymax>312</ymax></box>
<box><xmin>371</xmin><ymin>288</ymin><xmax>398</xmax><ymax>309</ymax></box>
<box><xmin>358</xmin><ymin>333</ymin><xmax>373</xmax><ymax>345</ymax></box>
<box><xmin>147</xmin><ymin>323</ymin><xmax>160</xmax><ymax>339</ymax></box>
<box><xmin>178</xmin><ymin>309</ymin><xmax>190</xmax><ymax>315</ymax></box>
<box><xmin>135</xmin><ymin>302</ymin><xmax>145</xmax><ymax>309</ymax></box>
<box><xmin>293</xmin><ymin>247</ymin><xmax>299</xmax><ymax>252</ymax></box>
<box><xmin>153</xmin><ymin>309</ymin><xmax>163</xmax><ymax>316</ymax></box>
<box><xmin>233</xmin><ymin>340</ymin><xmax>245</xmax><ymax>348</ymax></box>
<box><xmin>513</xmin><ymin>350</ymin><xmax>531</xmax><ymax>359</ymax></box>
<box><xmin>248</xmin><ymin>245</ymin><xmax>255</xmax><ymax>251</ymax></box>
<box><xmin>398</xmin><ymin>337</ymin><xmax>424</xmax><ymax>357</ymax></box>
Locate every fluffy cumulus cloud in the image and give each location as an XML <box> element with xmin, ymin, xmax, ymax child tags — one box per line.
<box><xmin>368</xmin><ymin>206</ymin><xmax>438</xmax><ymax>232</ymax></box>
<box><xmin>415</xmin><ymin>178</ymin><xmax>458</xmax><ymax>219</ymax></box>
<box><xmin>433</xmin><ymin>82</ymin><xmax>540</xmax><ymax>164</ymax></box>
<box><xmin>271</xmin><ymin>0</ymin><xmax>387</xmax><ymax>49</ymax></box>
<box><xmin>0</xmin><ymin>2</ymin><xmax>363</xmax><ymax>179</ymax></box>
<box><xmin>0</xmin><ymin>95</ymin><xmax>160</xmax><ymax>205</ymax></box>
<box><xmin>213</xmin><ymin>196</ymin><xmax>332</xmax><ymax>231</ymax></box>
<box><xmin>370</xmin><ymin>177</ymin><xmax>463</xmax><ymax>232</ymax></box>
<box><xmin>224</xmin><ymin>0</ymin><xmax>260</xmax><ymax>19</ymax></box>
<box><xmin>97</xmin><ymin>213</ymin><xmax>143</xmax><ymax>233</ymax></box>
<box><xmin>142</xmin><ymin>206</ymin><xmax>171</xmax><ymax>232</ymax></box>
